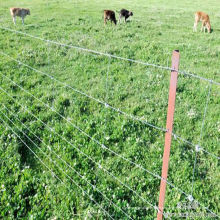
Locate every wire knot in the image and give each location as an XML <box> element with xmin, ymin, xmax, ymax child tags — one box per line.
<box><xmin>195</xmin><ymin>145</ymin><xmax>201</xmax><ymax>152</ymax></box>
<box><xmin>188</xmin><ymin>195</ymin><xmax>194</xmax><ymax>202</ymax></box>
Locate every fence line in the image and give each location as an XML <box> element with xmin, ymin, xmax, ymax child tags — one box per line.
<box><xmin>0</xmin><ymin>26</ymin><xmax>220</xmax><ymax>86</ymax></box>
<box><xmin>0</xmin><ymin>87</ymin><xmax>165</xmax><ymax>217</ymax></box>
<box><xmin>0</xmin><ymin>75</ymin><xmax>165</xmax><ymax>180</ymax></box>
<box><xmin>1</xmin><ymin>51</ymin><xmax>219</xmax><ymax>161</ymax></box>
<box><xmin>0</xmin><ymin>86</ymin><xmax>219</xmax><ymax>219</ymax></box>
<box><xmin>0</xmin><ymin>79</ymin><xmax>185</xmax><ymax>193</ymax></box>
<box><xmin>0</xmin><ymin>28</ymin><xmax>219</xmax><ymax>218</ymax></box>
<box><xmin>0</xmin><ymin>51</ymin><xmax>166</xmax><ymax>133</ymax></box>
<box><xmin>0</xmin><ymin>105</ymin><xmax>132</xmax><ymax>219</ymax></box>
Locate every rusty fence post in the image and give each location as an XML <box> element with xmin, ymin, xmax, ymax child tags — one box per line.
<box><xmin>157</xmin><ymin>50</ymin><xmax>180</xmax><ymax>220</ymax></box>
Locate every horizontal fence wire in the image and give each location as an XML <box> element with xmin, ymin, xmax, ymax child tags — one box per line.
<box><xmin>0</xmin><ymin>86</ymin><xmax>165</xmax><ymax>217</ymax></box>
<box><xmin>0</xmin><ymin>51</ymin><xmax>219</xmax><ymax>161</ymax></box>
<box><xmin>0</xmin><ymin>26</ymin><xmax>220</xmax><ymax>86</ymax></box>
<box><xmin>0</xmin><ymin>105</ymin><xmax>131</xmax><ymax>219</ymax></box>
<box><xmin>0</xmin><ymin>85</ymin><xmax>219</xmax><ymax>218</ymax></box>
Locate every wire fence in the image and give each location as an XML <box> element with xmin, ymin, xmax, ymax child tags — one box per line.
<box><xmin>0</xmin><ymin>26</ymin><xmax>220</xmax><ymax>86</ymax></box>
<box><xmin>0</xmin><ymin>50</ymin><xmax>219</xmax><ymax>161</ymax></box>
<box><xmin>0</xmin><ymin>26</ymin><xmax>219</xmax><ymax>219</ymax></box>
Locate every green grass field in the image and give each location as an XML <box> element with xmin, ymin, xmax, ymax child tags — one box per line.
<box><xmin>0</xmin><ymin>0</ymin><xmax>219</xmax><ymax>219</ymax></box>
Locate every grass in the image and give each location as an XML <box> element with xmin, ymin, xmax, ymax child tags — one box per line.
<box><xmin>0</xmin><ymin>0</ymin><xmax>219</xmax><ymax>219</ymax></box>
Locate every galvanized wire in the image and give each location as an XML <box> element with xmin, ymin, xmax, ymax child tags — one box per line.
<box><xmin>0</xmin><ymin>26</ymin><xmax>219</xmax><ymax>86</ymax></box>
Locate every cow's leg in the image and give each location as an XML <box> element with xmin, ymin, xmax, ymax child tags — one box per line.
<box><xmin>193</xmin><ymin>21</ymin><xmax>198</xmax><ymax>32</ymax></box>
<box><xmin>22</xmin><ymin>17</ymin><xmax>24</xmax><ymax>25</ymax></box>
<box><xmin>126</xmin><ymin>15</ymin><xmax>129</xmax><ymax>23</ymax></box>
<box><xmin>204</xmin><ymin>22</ymin><xmax>208</xmax><ymax>33</ymax></box>
<box><xmin>201</xmin><ymin>21</ymin><xmax>205</xmax><ymax>32</ymax></box>
<box><xmin>119</xmin><ymin>14</ymin><xmax>121</xmax><ymax>23</ymax></box>
<box><xmin>12</xmin><ymin>16</ymin><xmax>16</xmax><ymax>25</ymax></box>
<box><xmin>206</xmin><ymin>23</ymin><xmax>210</xmax><ymax>33</ymax></box>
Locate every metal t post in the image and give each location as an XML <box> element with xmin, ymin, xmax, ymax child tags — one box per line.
<box><xmin>157</xmin><ymin>50</ymin><xmax>180</xmax><ymax>220</ymax></box>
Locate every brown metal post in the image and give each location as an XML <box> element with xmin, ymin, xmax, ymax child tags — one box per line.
<box><xmin>157</xmin><ymin>50</ymin><xmax>180</xmax><ymax>220</ymax></box>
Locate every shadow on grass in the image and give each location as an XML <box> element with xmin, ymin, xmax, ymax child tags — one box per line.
<box><xmin>17</xmin><ymin>130</ymin><xmax>42</xmax><ymax>169</ymax></box>
<box><xmin>212</xmin><ymin>28</ymin><xmax>220</xmax><ymax>33</ymax></box>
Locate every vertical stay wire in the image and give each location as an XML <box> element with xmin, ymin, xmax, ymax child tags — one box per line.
<box><xmin>191</xmin><ymin>82</ymin><xmax>212</xmax><ymax>196</ymax></box>
<box><xmin>106</xmin><ymin>56</ymin><xmax>110</xmax><ymax>103</ymax></box>
<box><xmin>1</xmin><ymin>104</ymin><xmax>133</xmax><ymax>219</ymax></box>
<box><xmin>0</xmin><ymin>108</ymin><xmax>114</xmax><ymax>220</ymax></box>
<box><xmin>104</xmin><ymin>56</ymin><xmax>111</xmax><ymax>139</ymax></box>
<box><xmin>0</xmin><ymin>86</ymin><xmax>166</xmax><ymax>218</ymax></box>
<box><xmin>47</xmin><ymin>40</ymin><xmax>55</xmax><ymax>108</ymax></box>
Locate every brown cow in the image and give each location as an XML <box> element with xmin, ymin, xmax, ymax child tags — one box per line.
<box><xmin>104</xmin><ymin>10</ymin><xmax>117</xmax><ymax>25</ymax></box>
<box><xmin>193</xmin><ymin>11</ymin><xmax>211</xmax><ymax>33</ymax></box>
<box><xmin>10</xmin><ymin>8</ymin><xmax>30</xmax><ymax>25</ymax></box>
